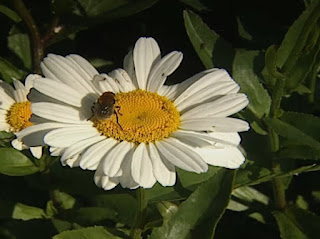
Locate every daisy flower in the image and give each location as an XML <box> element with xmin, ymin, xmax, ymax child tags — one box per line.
<box><xmin>0</xmin><ymin>75</ymin><xmax>43</xmax><ymax>158</ymax></box>
<box><xmin>17</xmin><ymin>37</ymin><xmax>249</xmax><ymax>190</ymax></box>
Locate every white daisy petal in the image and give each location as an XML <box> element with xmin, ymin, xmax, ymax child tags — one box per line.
<box><xmin>131</xmin><ymin>143</ymin><xmax>156</xmax><ymax>188</ymax></box>
<box><xmin>159</xmin><ymin>69</ymin><xmax>217</xmax><ymax>99</ymax></box>
<box><xmin>156</xmin><ymin>137</ymin><xmax>208</xmax><ymax>173</ymax></box>
<box><xmin>65</xmin><ymin>153</ymin><xmax>82</xmax><ymax>167</ymax></box>
<box><xmin>30</xmin><ymin>146</ymin><xmax>43</xmax><ymax>159</ymax></box>
<box><xmin>109</xmin><ymin>69</ymin><xmax>136</xmax><ymax>92</ymax></box>
<box><xmin>148</xmin><ymin>143</ymin><xmax>175</xmax><ymax>186</ymax></box>
<box><xmin>180</xmin><ymin>117</ymin><xmax>249</xmax><ymax>132</ymax></box>
<box><xmin>93</xmin><ymin>74</ymin><xmax>120</xmax><ymax>93</ymax></box>
<box><xmin>147</xmin><ymin>51</ymin><xmax>183</xmax><ymax>93</ymax></box>
<box><xmin>94</xmin><ymin>166</ymin><xmax>119</xmax><ymax>190</ymax></box>
<box><xmin>44</xmin><ymin>126</ymin><xmax>100</xmax><ymax>148</ymax></box>
<box><xmin>24</xmin><ymin>74</ymin><xmax>41</xmax><ymax>91</ymax></box>
<box><xmin>0</xmin><ymin>121</ymin><xmax>10</xmax><ymax>131</ymax></box>
<box><xmin>102</xmin><ymin>141</ymin><xmax>134</xmax><ymax>177</ymax></box>
<box><xmin>119</xmin><ymin>148</ymin><xmax>139</xmax><ymax>189</ymax></box>
<box><xmin>174</xmin><ymin>69</ymin><xmax>237</xmax><ymax>106</ymax></box>
<box><xmin>208</xmin><ymin>132</ymin><xmax>241</xmax><ymax>147</ymax></box>
<box><xmin>41</xmin><ymin>54</ymin><xmax>94</xmax><ymax>95</ymax></box>
<box><xmin>17</xmin><ymin>123</ymin><xmax>68</xmax><ymax>146</ymax></box>
<box><xmin>13</xmin><ymin>79</ymin><xmax>28</xmax><ymax>101</ymax></box>
<box><xmin>80</xmin><ymin>138</ymin><xmax>118</xmax><ymax>170</ymax></box>
<box><xmin>194</xmin><ymin>146</ymin><xmax>245</xmax><ymax>169</ymax></box>
<box><xmin>66</xmin><ymin>54</ymin><xmax>99</xmax><ymax>78</ymax></box>
<box><xmin>176</xmin><ymin>80</ymin><xmax>239</xmax><ymax>112</ymax></box>
<box><xmin>60</xmin><ymin>135</ymin><xmax>105</xmax><ymax>165</ymax></box>
<box><xmin>50</xmin><ymin>147</ymin><xmax>64</xmax><ymax>156</ymax></box>
<box><xmin>133</xmin><ymin>37</ymin><xmax>161</xmax><ymax>90</ymax></box>
<box><xmin>31</xmin><ymin>102</ymin><xmax>90</xmax><ymax>124</ymax></box>
<box><xmin>11</xmin><ymin>139</ymin><xmax>24</xmax><ymax>150</ymax></box>
<box><xmin>123</xmin><ymin>50</ymin><xmax>138</xmax><ymax>89</ymax></box>
<box><xmin>171</xmin><ymin>130</ymin><xmax>214</xmax><ymax>147</ymax></box>
<box><xmin>181</xmin><ymin>94</ymin><xmax>249</xmax><ymax>119</ymax></box>
<box><xmin>33</xmin><ymin>78</ymin><xmax>83</xmax><ymax>107</ymax></box>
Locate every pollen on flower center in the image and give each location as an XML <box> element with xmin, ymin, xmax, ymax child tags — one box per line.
<box><xmin>6</xmin><ymin>101</ymin><xmax>33</xmax><ymax>132</ymax></box>
<box><xmin>93</xmin><ymin>89</ymin><xmax>180</xmax><ymax>144</ymax></box>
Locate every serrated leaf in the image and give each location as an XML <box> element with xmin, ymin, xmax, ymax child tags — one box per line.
<box><xmin>8</xmin><ymin>32</ymin><xmax>32</xmax><ymax>70</ymax></box>
<box><xmin>232</xmin><ymin>49</ymin><xmax>271</xmax><ymax>119</ymax></box>
<box><xmin>0</xmin><ymin>148</ymin><xmax>39</xmax><ymax>176</ymax></box>
<box><xmin>52</xmin><ymin>190</ymin><xmax>76</xmax><ymax>210</ymax></box>
<box><xmin>52</xmin><ymin>226</ymin><xmax>122</xmax><ymax>239</ymax></box>
<box><xmin>0</xmin><ymin>57</ymin><xmax>27</xmax><ymax>82</ymax></box>
<box><xmin>151</xmin><ymin>168</ymin><xmax>234</xmax><ymax>239</ymax></box>
<box><xmin>12</xmin><ymin>203</ymin><xmax>47</xmax><ymax>221</ymax></box>
<box><xmin>0</xmin><ymin>5</ymin><xmax>21</xmax><ymax>22</ymax></box>
<box><xmin>184</xmin><ymin>10</ymin><xmax>234</xmax><ymax>70</ymax></box>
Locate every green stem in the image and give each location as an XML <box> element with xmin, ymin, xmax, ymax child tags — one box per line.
<box><xmin>130</xmin><ymin>188</ymin><xmax>148</xmax><ymax>239</ymax></box>
<box><xmin>13</xmin><ymin>0</ymin><xmax>43</xmax><ymax>74</ymax></box>
<box><xmin>268</xmin><ymin>78</ymin><xmax>287</xmax><ymax>210</ymax></box>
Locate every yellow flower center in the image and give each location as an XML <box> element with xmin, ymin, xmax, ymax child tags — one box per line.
<box><xmin>6</xmin><ymin>101</ymin><xmax>33</xmax><ymax>132</ymax></box>
<box><xmin>93</xmin><ymin>89</ymin><xmax>180</xmax><ymax>144</ymax></box>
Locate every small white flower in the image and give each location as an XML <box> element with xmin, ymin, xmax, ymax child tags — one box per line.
<box><xmin>17</xmin><ymin>37</ymin><xmax>249</xmax><ymax>190</ymax></box>
<box><xmin>0</xmin><ymin>75</ymin><xmax>43</xmax><ymax>158</ymax></box>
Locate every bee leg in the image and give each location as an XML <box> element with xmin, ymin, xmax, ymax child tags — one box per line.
<box><xmin>114</xmin><ymin>110</ymin><xmax>123</xmax><ymax>130</ymax></box>
<box><xmin>115</xmin><ymin>105</ymin><xmax>123</xmax><ymax>115</ymax></box>
<box><xmin>87</xmin><ymin>106</ymin><xmax>95</xmax><ymax>121</ymax></box>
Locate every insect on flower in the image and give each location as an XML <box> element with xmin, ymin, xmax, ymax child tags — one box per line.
<box><xmin>89</xmin><ymin>92</ymin><xmax>122</xmax><ymax>129</ymax></box>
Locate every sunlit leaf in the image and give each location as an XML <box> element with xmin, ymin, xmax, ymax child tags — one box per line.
<box><xmin>151</xmin><ymin>169</ymin><xmax>234</xmax><ymax>239</ymax></box>
<box><xmin>12</xmin><ymin>203</ymin><xmax>47</xmax><ymax>221</ymax></box>
<box><xmin>0</xmin><ymin>148</ymin><xmax>39</xmax><ymax>176</ymax></box>
<box><xmin>184</xmin><ymin>10</ymin><xmax>234</xmax><ymax>70</ymax></box>
<box><xmin>233</xmin><ymin>49</ymin><xmax>271</xmax><ymax>119</ymax></box>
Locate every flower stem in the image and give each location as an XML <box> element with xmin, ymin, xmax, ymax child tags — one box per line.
<box><xmin>268</xmin><ymin>78</ymin><xmax>287</xmax><ymax>210</ymax></box>
<box><xmin>130</xmin><ymin>187</ymin><xmax>148</xmax><ymax>239</ymax></box>
<box><xmin>13</xmin><ymin>0</ymin><xmax>44</xmax><ymax>74</ymax></box>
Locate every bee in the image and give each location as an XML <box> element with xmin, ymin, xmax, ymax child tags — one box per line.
<box><xmin>89</xmin><ymin>92</ymin><xmax>122</xmax><ymax>129</ymax></box>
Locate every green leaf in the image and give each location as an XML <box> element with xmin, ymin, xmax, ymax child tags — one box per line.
<box><xmin>273</xmin><ymin>211</ymin><xmax>308</xmax><ymax>239</ymax></box>
<box><xmin>0</xmin><ymin>148</ymin><xmax>39</xmax><ymax>176</ymax></box>
<box><xmin>8</xmin><ymin>29</ymin><xmax>32</xmax><ymax>70</ymax></box>
<box><xmin>281</xmin><ymin>112</ymin><xmax>320</xmax><ymax>142</ymax></box>
<box><xmin>184</xmin><ymin>10</ymin><xmax>234</xmax><ymax>70</ymax></box>
<box><xmin>232</xmin><ymin>49</ymin><xmax>271</xmax><ymax>119</ymax></box>
<box><xmin>265</xmin><ymin>117</ymin><xmax>320</xmax><ymax>151</ymax></box>
<box><xmin>76</xmin><ymin>0</ymin><xmax>158</xmax><ymax>19</ymax></box>
<box><xmin>0</xmin><ymin>5</ymin><xmax>21</xmax><ymax>22</ymax></box>
<box><xmin>52</xmin><ymin>226</ymin><xmax>123</xmax><ymax>239</ymax></box>
<box><xmin>277</xmin><ymin>145</ymin><xmax>320</xmax><ymax>160</ymax></box>
<box><xmin>52</xmin><ymin>190</ymin><xmax>76</xmax><ymax>210</ymax></box>
<box><xmin>276</xmin><ymin>1</ymin><xmax>320</xmax><ymax>70</ymax></box>
<box><xmin>12</xmin><ymin>203</ymin><xmax>47</xmax><ymax>221</ymax></box>
<box><xmin>0</xmin><ymin>57</ymin><xmax>27</xmax><ymax>82</ymax></box>
<box><xmin>151</xmin><ymin>168</ymin><xmax>235</xmax><ymax>239</ymax></box>
<box><xmin>274</xmin><ymin>206</ymin><xmax>320</xmax><ymax>239</ymax></box>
